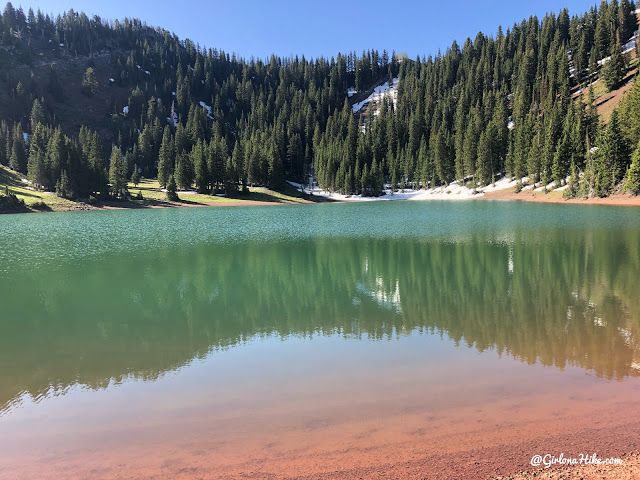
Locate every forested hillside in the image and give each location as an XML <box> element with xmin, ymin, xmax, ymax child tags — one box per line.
<box><xmin>0</xmin><ymin>0</ymin><xmax>639</xmax><ymax>208</ymax></box>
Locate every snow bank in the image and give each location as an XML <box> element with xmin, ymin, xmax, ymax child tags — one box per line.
<box><xmin>289</xmin><ymin>174</ymin><xmax>574</xmax><ymax>202</ymax></box>
<box><xmin>352</xmin><ymin>78</ymin><xmax>399</xmax><ymax>114</ymax></box>
<box><xmin>288</xmin><ymin>179</ymin><xmax>480</xmax><ymax>201</ymax></box>
<box><xmin>599</xmin><ymin>36</ymin><xmax>637</xmax><ymax>66</ymax></box>
<box><xmin>534</xmin><ymin>177</ymin><xmax>570</xmax><ymax>192</ymax></box>
<box><xmin>199</xmin><ymin>101</ymin><xmax>214</xmax><ymax>119</ymax></box>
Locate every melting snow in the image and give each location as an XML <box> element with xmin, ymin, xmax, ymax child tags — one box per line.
<box><xmin>352</xmin><ymin>78</ymin><xmax>399</xmax><ymax>114</ymax></box>
<box><xmin>286</xmin><ymin>174</ymin><xmax>575</xmax><ymax>202</ymax></box>
<box><xmin>199</xmin><ymin>101</ymin><xmax>214</xmax><ymax>119</ymax></box>
<box><xmin>166</xmin><ymin>113</ymin><xmax>178</xmax><ymax>127</ymax></box>
<box><xmin>599</xmin><ymin>36</ymin><xmax>637</xmax><ymax>66</ymax></box>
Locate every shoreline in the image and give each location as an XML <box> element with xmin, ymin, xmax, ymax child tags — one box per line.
<box><xmin>3</xmin><ymin>184</ymin><xmax>640</xmax><ymax>214</ymax></box>
<box><xmin>2</xmin><ymin>391</ymin><xmax>638</xmax><ymax>480</ymax></box>
<box><xmin>0</xmin><ymin>191</ymin><xmax>333</xmax><ymax>214</ymax></box>
<box><xmin>480</xmin><ymin>188</ymin><xmax>640</xmax><ymax>206</ymax></box>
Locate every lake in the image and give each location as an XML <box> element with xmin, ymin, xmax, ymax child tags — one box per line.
<box><xmin>1</xmin><ymin>201</ymin><xmax>640</xmax><ymax>479</ymax></box>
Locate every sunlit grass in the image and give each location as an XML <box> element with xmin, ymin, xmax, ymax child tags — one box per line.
<box><xmin>1</xmin><ymin>164</ymin><xmax>316</xmax><ymax>212</ymax></box>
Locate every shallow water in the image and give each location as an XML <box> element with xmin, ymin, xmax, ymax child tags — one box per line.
<box><xmin>1</xmin><ymin>201</ymin><xmax>639</xmax><ymax>477</ymax></box>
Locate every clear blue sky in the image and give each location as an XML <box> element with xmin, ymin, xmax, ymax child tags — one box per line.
<box><xmin>14</xmin><ymin>0</ymin><xmax>600</xmax><ymax>60</ymax></box>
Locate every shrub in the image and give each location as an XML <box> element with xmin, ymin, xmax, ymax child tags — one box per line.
<box><xmin>30</xmin><ymin>200</ymin><xmax>48</xmax><ymax>210</ymax></box>
<box><xmin>0</xmin><ymin>191</ymin><xmax>26</xmax><ymax>211</ymax></box>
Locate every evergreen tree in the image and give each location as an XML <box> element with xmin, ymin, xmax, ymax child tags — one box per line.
<box><xmin>175</xmin><ymin>152</ymin><xmax>193</xmax><ymax>190</ymax></box>
<box><xmin>131</xmin><ymin>164</ymin><xmax>140</xmax><ymax>187</ymax></box>
<box><xmin>81</xmin><ymin>67</ymin><xmax>99</xmax><ymax>96</ymax></box>
<box><xmin>625</xmin><ymin>140</ymin><xmax>640</xmax><ymax>194</ymax></box>
<box><xmin>10</xmin><ymin>124</ymin><xmax>27</xmax><ymax>173</ymax></box>
<box><xmin>30</xmin><ymin>98</ymin><xmax>45</xmax><ymax>134</ymax></box>
<box><xmin>193</xmin><ymin>140</ymin><xmax>209</xmax><ymax>193</ymax></box>
<box><xmin>166</xmin><ymin>174</ymin><xmax>179</xmax><ymax>201</ymax></box>
<box><xmin>157</xmin><ymin>126</ymin><xmax>174</xmax><ymax>187</ymax></box>
<box><xmin>55</xmin><ymin>169</ymin><xmax>72</xmax><ymax>199</ymax></box>
<box><xmin>600</xmin><ymin>40</ymin><xmax>624</xmax><ymax>92</ymax></box>
<box><xmin>619</xmin><ymin>77</ymin><xmax>640</xmax><ymax>148</ymax></box>
<box><xmin>267</xmin><ymin>143</ymin><xmax>285</xmax><ymax>189</ymax></box>
<box><xmin>109</xmin><ymin>146</ymin><xmax>128</xmax><ymax>198</ymax></box>
<box><xmin>564</xmin><ymin>161</ymin><xmax>580</xmax><ymax>198</ymax></box>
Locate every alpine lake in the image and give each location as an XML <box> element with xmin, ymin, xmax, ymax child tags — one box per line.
<box><xmin>1</xmin><ymin>200</ymin><xmax>640</xmax><ymax>479</ymax></box>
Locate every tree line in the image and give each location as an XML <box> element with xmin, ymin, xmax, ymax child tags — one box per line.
<box><xmin>0</xmin><ymin>1</ymin><xmax>638</xmax><ymax>201</ymax></box>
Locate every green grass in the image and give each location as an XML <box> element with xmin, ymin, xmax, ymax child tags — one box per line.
<box><xmin>1</xmin><ymin>165</ymin><xmax>320</xmax><ymax>213</ymax></box>
<box><xmin>126</xmin><ymin>178</ymin><xmax>315</xmax><ymax>207</ymax></box>
<box><xmin>0</xmin><ymin>165</ymin><xmax>79</xmax><ymax>211</ymax></box>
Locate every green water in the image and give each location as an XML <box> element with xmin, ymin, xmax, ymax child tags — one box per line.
<box><xmin>1</xmin><ymin>201</ymin><xmax>639</xmax><ymax>420</ymax></box>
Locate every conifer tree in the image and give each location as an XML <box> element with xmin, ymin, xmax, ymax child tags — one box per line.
<box><xmin>30</xmin><ymin>98</ymin><xmax>45</xmax><ymax>134</ymax></box>
<box><xmin>625</xmin><ymin>140</ymin><xmax>640</xmax><ymax>194</ymax></box>
<box><xmin>27</xmin><ymin>123</ymin><xmax>47</xmax><ymax>187</ymax></box>
<box><xmin>619</xmin><ymin>77</ymin><xmax>640</xmax><ymax>147</ymax></box>
<box><xmin>157</xmin><ymin>126</ymin><xmax>174</xmax><ymax>188</ymax></box>
<box><xmin>166</xmin><ymin>174</ymin><xmax>179</xmax><ymax>201</ymax></box>
<box><xmin>564</xmin><ymin>161</ymin><xmax>580</xmax><ymax>198</ymax></box>
<box><xmin>193</xmin><ymin>140</ymin><xmax>209</xmax><ymax>193</ymax></box>
<box><xmin>175</xmin><ymin>152</ymin><xmax>193</xmax><ymax>190</ymax></box>
<box><xmin>131</xmin><ymin>164</ymin><xmax>140</xmax><ymax>187</ymax></box>
<box><xmin>81</xmin><ymin>67</ymin><xmax>98</xmax><ymax>96</ymax></box>
<box><xmin>601</xmin><ymin>39</ymin><xmax>624</xmax><ymax>92</ymax></box>
<box><xmin>109</xmin><ymin>146</ymin><xmax>128</xmax><ymax>199</ymax></box>
<box><xmin>10</xmin><ymin>124</ymin><xmax>27</xmax><ymax>173</ymax></box>
<box><xmin>267</xmin><ymin>143</ymin><xmax>284</xmax><ymax>190</ymax></box>
<box><xmin>55</xmin><ymin>169</ymin><xmax>72</xmax><ymax>198</ymax></box>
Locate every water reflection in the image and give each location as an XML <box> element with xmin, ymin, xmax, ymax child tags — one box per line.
<box><xmin>1</xmin><ymin>224</ymin><xmax>639</xmax><ymax>416</ymax></box>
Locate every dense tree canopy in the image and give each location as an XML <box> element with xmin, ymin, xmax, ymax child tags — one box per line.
<box><xmin>0</xmin><ymin>1</ymin><xmax>637</xmax><ymax>199</ymax></box>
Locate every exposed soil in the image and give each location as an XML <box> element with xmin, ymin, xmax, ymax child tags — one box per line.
<box><xmin>481</xmin><ymin>188</ymin><xmax>640</xmax><ymax>206</ymax></box>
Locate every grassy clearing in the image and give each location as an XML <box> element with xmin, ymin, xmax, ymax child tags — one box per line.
<box><xmin>126</xmin><ymin>178</ymin><xmax>315</xmax><ymax>207</ymax></box>
<box><xmin>0</xmin><ymin>165</ymin><xmax>79</xmax><ymax>211</ymax></box>
<box><xmin>1</xmin><ymin>165</ymin><xmax>322</xmax><ymax>213</ymax></box>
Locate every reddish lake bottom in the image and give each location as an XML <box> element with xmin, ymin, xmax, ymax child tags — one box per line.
<box><xmin>1</xmin><ymin>359</ymin><xmax>639</xmax><ymax>480</ymax></box>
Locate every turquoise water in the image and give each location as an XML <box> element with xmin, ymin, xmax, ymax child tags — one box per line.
<box><xmin>1</xmin><ymin>201</ymin><xmax>639</xmax><ymax>475</ymax></box>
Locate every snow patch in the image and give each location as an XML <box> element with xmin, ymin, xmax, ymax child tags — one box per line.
<box><xmin>287</xmin><ymin>175</ymin><xmax>561</xmax><ymax>202</ymax></box>
<box><xmin>199</xmin><ymin>101</ymin><xmax>214</xmax><ymax>119</ymax></box>
<box><xmin>347</xmin><ymin>87</ymin><xmax>357</xmax><ymax>97</ymax></box>
<box><xmin>352</xmin><ymin>78</ymin><xmax>399</xmax><ymax>115</ymax></box>
<box><xmin>533</xmin><ymin>177</ymin><xmax>570</xmax><ymax>192</ymax></box>
<box><xmin>167</xmin><ymin>110</ymin><xmax>178</xmax><ymax>127</ymax></box>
